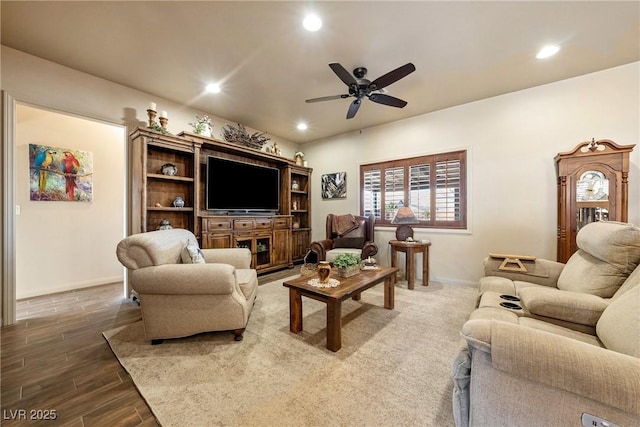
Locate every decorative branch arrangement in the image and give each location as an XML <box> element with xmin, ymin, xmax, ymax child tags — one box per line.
<box><xmin>221</xmin><ymin>123</ymin><xmax>271</xmax><ymax>150</ymax></box>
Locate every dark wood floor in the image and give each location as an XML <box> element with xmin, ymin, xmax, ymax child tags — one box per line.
<box><xmin>1</xmin><ymin>267</ymin><xmax>299</xmax><ymax>426</ymax></box>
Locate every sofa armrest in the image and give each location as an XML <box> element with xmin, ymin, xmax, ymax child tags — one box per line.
<box><xmin>309</xmin><ymin>239</ymin><xmax>333</xmax><ymax>261</ymax></box>
<box><xmin>201</xmin><ymin>247</ymin><xmax>251</xmax><ymax>269</ymax></box>
<box><xmin>462</xmin><ymin>319</ymin><xmax>640</xmax><ymax>414</ymax></box>
<box><xmin>361</xmin><ymin>241</ymin><xmax>378</xmax><ymax>259</ymax></box>
<box><xmin>519</xmin><ymin>287</ymin><xmax>609</xmax><ymax>326</ymax></box>
<box><xmin>130</xmin><ymin>263</ymin><xmax>238</xmax><ymax>295</ymax></box>
<box><xmin>483</xmin><ymin>256</ymin><xmax>565</xmax><ymax>287</ymax></box>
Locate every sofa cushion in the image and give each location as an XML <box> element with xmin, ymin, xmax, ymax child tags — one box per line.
<box><xmin>333</xmin><ymin>237</ymin><xmax>365</xmax><ymax>249</ymax></box>
<box><xmin>517</xmin><ymin>317</ymin><xmax>602</xmax><ymax>347</ymax></box>
<box><xmin>596</xmin><ymin>285</ymin><xmax>640</xmax><ymax>357</ymax></box>
<box><xmin>181</xmin><ymin>241</ymin><xmax>205</xmax><ymax>264</ymax></box>
<box><xmin>612</xmin><ymin>263</ymin><xmax>640</xmax><ymax>300</ymax></box>
<box><xmin>557</xmin><ymin>221</ymin><xmax>640</xmax><ymax>297</ymax></box>
<box><xmin>518</xmin><ymin>287</ymin><xmax>608</xmax><ymax>326</ymax></box>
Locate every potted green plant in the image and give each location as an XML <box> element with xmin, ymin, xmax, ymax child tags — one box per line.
<box><xmin>333</xmin><ymin>253</ymin><xmax>361</xmax><ymax>278</ymax></box>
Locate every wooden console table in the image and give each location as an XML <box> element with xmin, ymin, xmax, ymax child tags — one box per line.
<box><xmin>389</xmin><ymin>240</ymin><xmax>431</xmax><ymax>289</ymax></box>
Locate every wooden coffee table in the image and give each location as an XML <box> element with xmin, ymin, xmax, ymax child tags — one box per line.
<box><xmin>283</xmin><ymin>266</ymin><xmax>398</xmax><ymax>352</ymax></box>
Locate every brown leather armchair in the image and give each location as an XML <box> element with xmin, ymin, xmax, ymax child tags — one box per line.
<box><xmin>309</xmin><ymin>213</ymin><xmax>378</xmax><ymax>262</ymax></box>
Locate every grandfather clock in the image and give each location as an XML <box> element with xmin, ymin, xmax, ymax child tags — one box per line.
<box><xmin>555</xmin><ymin>139</ymin><xmax>635</xmax><ymax>263</ymax></box>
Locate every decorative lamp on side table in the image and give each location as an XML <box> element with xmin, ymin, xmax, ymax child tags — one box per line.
<box><xmin>391</xmin><ymin>206</ymin><xmax>419</xmax><ymax>241</ymax></box>
<box><xmin>390</xmin><ymin>206</ymin><xmax>430</xmax><ymax>289</ymax></box>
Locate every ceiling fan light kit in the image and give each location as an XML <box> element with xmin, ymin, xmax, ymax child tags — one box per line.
<box><xmin>306</xmin><ymin>62</ymin><xmax>416</xmax><ymax>119</ymax></box>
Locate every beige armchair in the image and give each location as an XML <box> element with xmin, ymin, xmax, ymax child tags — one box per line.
<box><xmin>116</xmin><ymin>228</ymin><xmax>258</xmax><ymax>343</ymax></box>
<box><xmin>478</xmin><ymin>221</ymin><xmax>640</xmax><ymax>333</ymax></box>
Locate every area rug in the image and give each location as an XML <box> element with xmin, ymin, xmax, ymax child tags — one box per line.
<box><xmin>103</xmin><ymin>277</ymin><xmax>478</xmax><ymax>426</ymax></box>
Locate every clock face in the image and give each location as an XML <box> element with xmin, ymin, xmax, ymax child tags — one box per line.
<box><xmin>576</xmin><ymin>170</ymin><xmax>609</xmax><ymax>201</ymax></box>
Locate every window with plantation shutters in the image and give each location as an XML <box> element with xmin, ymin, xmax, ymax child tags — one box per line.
<box><xmin>362</xmin><ymin>169</ymin><xmax>381</xmax><ymax>219</ymax></box>
<box><xmin>360</xmin><ymin>150</ymin><xmax>466</xmax><ymax>229</ymax></box>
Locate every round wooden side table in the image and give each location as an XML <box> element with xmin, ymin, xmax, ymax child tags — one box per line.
<box><xmin>389</xmin><ymin>240</ymin><xmax>431</xmax><ymax>290</ymax></box>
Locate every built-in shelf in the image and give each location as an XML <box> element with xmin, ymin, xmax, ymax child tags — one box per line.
<box><xmin>130</xmin><ymin>127</ymin><xmax>313</xmax><ymax>271</ymax></box>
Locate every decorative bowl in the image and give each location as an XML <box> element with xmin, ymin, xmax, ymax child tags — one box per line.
<box><xmin>160</xmin><ymin>163</ymin><xmax>178</xmax><ymax>176</ymax></box>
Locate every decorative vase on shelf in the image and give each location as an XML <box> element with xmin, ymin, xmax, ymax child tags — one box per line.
<box><xmin>173</xmin><ymin>196</ymin><xmax>185</xmax><ymax>208</ymax></box>
<box><xmin>317</xmin><ymin>261</ymin><xmax>331</xmax><ymax>284</ymax></box>
<box><xmin>197</xmin><ymin>124</ymin><xmax>212</xmax><ymax>137</ymax></box>
<box><xmin>189</xmin><ymin>115</ymin><xmax>213</xmax><ymax>137</ymax></box>
<box><xmin>156</xmin><ymin>219</ymin><xmax>172</xmax><ymax>230</ymax></box>
<box><xmin>295</xmin><ymin>155</ymin><xmax>303</xmax><ymax>166</ymax></box>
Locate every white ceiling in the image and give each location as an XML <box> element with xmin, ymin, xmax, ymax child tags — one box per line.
<box><xmin>2</xmin><ymin>1</ymin><xmax>639</xmax><ymax>144</ymax></box>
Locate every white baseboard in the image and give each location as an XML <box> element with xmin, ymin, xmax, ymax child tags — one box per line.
<box><xmin>433</xmin><ymin>276</ymin><xmax>477</xmax><ymax>287</ymax></box>
<box><xmin>17</xmin><ymin>275</ymin><xmax>124</xmax><ymax>300</ymax></box>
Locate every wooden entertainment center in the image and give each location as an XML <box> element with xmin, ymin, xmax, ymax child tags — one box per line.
<box><xmin>129</xmin><ymin>127</ymin><xmax>312</xmax><ymax>273</ymax></box>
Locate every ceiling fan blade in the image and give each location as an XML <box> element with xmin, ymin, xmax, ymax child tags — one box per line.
<box><xmin>305</xmin><ymin>94</ymin><xmax>350</xmax><ymax>103</ymax></box>
<box><xmin>369</xmin><ymin>63</ymin><xmax>416</xmax><ymax>91</ymax></box>
<box><xmin>369</xmin><ymin>93</ymin><xmax>408</xmax><ymax>108</ymax></box>
<box><xmin>346</xmin><ymin>99</ymin><xmax>361</xmax><ymax>119</ymax></box>
<box><xmin>329</xmin><ymin>63</ymin><xmax>358</xmax><ymax>87</ymax></box>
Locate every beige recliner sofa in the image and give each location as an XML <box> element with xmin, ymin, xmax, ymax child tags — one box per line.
<box><xmin>452</xmin><ymin>221</ymin><xmax>640</xmax><ymax>426</ymax></box>
<box><xmin>478</xmin><ymin>221</ymin><xmax>640</xmax><ymax>334</ymax></box>
<box><xmin>116</xmin><ymin>228</ymin><xmax>258</xmax><ymax>343</ymax></box>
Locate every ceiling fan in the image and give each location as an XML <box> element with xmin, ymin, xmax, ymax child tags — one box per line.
<box><xmin>305</xmin><ymin>62</ymin><xmax>416</xmax><ymax>119</ymax></box>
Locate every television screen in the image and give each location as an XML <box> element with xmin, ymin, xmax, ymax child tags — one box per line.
<box><xmin>206</xmin><ymin>156</ymin><xmax>280</xmax><ymax>213</ymax></box>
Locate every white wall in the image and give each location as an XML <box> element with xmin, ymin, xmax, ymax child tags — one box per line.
<box><xmin>1</xmin><ymin>46</ymin><xmax>299</xmax><ymax>157</ymax></box>
<box><xmin>2</xmin><ymin>46</ymin><xmax>299</xmax><ymax>301</ymax></box>
<box><xmin>16</xmin><ymin>104</ymin><xmax>125</xmax><ymax>298</ymax></box>
<box><xmin>304</xmin><ymin>62</ymin><xmax>640</xmax><ymax>284</ymax></box>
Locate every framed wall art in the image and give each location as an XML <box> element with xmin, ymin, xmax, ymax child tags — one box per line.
<box><xmin>29</xmin><ymin>143</ymin><xmax>93</xmax><ymax>202</ymax></box>
<box><xmin>321</xmin><ymin>172</ymin><xmax>346</xmax><ymax>199</ymax></box>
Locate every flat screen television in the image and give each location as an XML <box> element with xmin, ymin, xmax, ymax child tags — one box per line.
<box><xmin>205</xmin><ymin>156</ymin><xmax>280</xmax><ymax>213</ymax></box>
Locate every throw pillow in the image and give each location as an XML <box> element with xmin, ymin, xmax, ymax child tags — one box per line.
<box><xmin>181</xmin><ymin>240</ymin><xmax>205</xmax><ymax>264</ymax></box>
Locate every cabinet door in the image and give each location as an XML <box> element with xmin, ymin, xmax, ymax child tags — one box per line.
<box><xmin>255</xmin><ymin>235</ymin><xmax>272</xmax><ymax>268</ymax></box>
<box><xmin>292</xmin><ymin>230</ymin><xmax>310</xmax><ymax>261</ymax></box>
<box><xmin>202</xmin><ymin>232</ymin><xmax>232</xmax><ymax>249</ymax></box>
<box><xmin>272</xmin><ymin>229</ymin><xmax>291</xmax><ymax>266</ymax></box>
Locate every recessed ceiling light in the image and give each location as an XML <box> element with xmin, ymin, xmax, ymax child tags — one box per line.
<box><xmin>297</xmin><ymin>122</ymin><xmax>308</xmax><ymax>131</ymax></box>
<box><xmin>303</xmin><ymin>14</ymin><xmax>322</xmax><ymax>32</ymax></box>
<box><xmin>206</xmin><ymin>83</ymin><xmax>221</xmax><ymax>93</ymax></box>
<box><xmin>536</xmin><ymin>45</ymin><xmax>560</xmax><ymax>59</ymax></box>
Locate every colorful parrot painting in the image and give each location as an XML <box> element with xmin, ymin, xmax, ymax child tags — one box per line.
<box><xmin>29</xmin><ymin>144</ymin><xmax>93</xmax><ymax>202</ymax></box>
<box><xmin>33</xmin><ymin>149</ymin><xmax>55</xmax><ymax>195</ymax></box>
<box><xmin>62</xmin><ymin>151</ymin><xmax>81</xmax><ymax>201</ymax></box>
